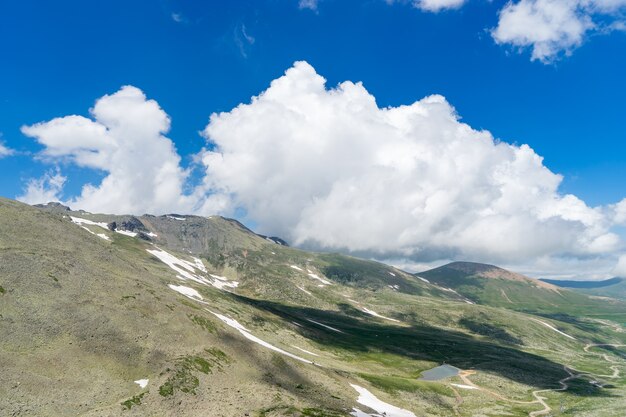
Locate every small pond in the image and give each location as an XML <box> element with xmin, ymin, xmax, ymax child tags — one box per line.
<box><xmin>418</xmin><ymin>364</ymin><xmax>460</xmax><ymax>381</ymax></box>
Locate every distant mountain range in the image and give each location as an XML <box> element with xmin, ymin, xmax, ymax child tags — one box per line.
<box><xmin>540</xmin><ymin>276</ymin><xmax>626</xmax><ymax>301</ymax></box>
<box><xmin>2</xmin><ymin>197</ymin><xmax>626</xmax><ymax>416</ymax></box>
<box><xmin>540</xmin><ymin>277</ymin><xmax>623</xmax><ymax>289</ymax></box>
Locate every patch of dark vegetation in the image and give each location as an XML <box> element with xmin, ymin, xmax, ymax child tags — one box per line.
<box><xmin>188</xmin><ymin>314</ymin><xmax>217</xmax><ymax>333</ymax></box>
<box><xmin>259</xmin><ymin>405</ymin><xmax>297</xmax><ymax>416</ymax></box>
<box><xmin>205</xmin><ymin>347</ymin><xmax>231</xmax><ymax>364</ymax></box>
<box><xmin>319</xmin><ymin>253</ymin><xmax>424</xmax><ymax>295</ymax></box>
<box><xmin>259</xmin><ymin>405</ymin><xmax>344</xmax><ymax>417</ymax></box>
<box><xmin>180</xmin><ymin>299</ymin><xmax>201</xmax><ymax>310</ymax></box>
<box><xmin>121</xmin><ymin>392</ymin><xmax>146</xmax><ymax>410</ymax></box>
<box><xmin>337</xmin><ymin>303</ymin><xmax>368</xmax><ymax>319</ymax></box>
<box><xmin>458</xmin><ymin>318</ymin><xmax>523</xmax><ymax>345</ymax></box>
<box><xmin>565</xmin><ymin>377</ymin><xmax>606</xmax><ymax>396</ymax></box>
<box><xmin>121</xmin><ymin>295</ymin><xmax>136</xmax><ymax>300</ymax></box>
<box><xmin>159</xmin><ymin>350</ymin><xmax>231</xmax><ymax>397</ymax></box>
<box><xmin>203</xmin><ymin>239</ymin><xmax>227</xmax><ymax>268</ymax></box>
<box><xmin>159</xmin><ymin>365</ymin><xmax>199</xmax><ymax>397</ymax></box>
<box><xmin>252</xmin><ymin>314</ymin><xmax>268</xmax><ymax>327</ymax></box>
<box><xmin>0</xmin><ymin>285</ymin><xmax>5</xmax><ymax>294</ymax></box>
<box><xmin>301</xmin><ymin>408</ymin><xmax>346</xmax><ymax>417</ymax></box>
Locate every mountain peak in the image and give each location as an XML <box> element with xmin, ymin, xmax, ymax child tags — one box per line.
<box><xmin>33</xmin><ymin>201</ymin><xmax>71</xmax><ymax>212</ymax></box>
<box><xmin>424</xmin><ymin>261</ymin><xmax>560</xmax><ymax>291</ymax></box>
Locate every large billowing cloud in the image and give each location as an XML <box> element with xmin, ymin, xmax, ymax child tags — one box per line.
<box><xmin>19</xmin><ymin>86</ymin><xmax>210</xmax><ymax>214</ymax></box>
<box><xmin>492</xmin><ymin>0</ymin><xmax>626</xmax><ymax>62</ymax></box>
<box><xmin>19</xmin><ymin>62</ymin><xmax>625</xmax><ymax>276</ymax></box>
<box><xmin>200</xmin><ymin>61</ymin><xmax>621</xmax><ymax>265</ymax></box>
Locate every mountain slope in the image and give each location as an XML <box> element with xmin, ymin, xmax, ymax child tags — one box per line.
<box><xmin>417</xmin><ymin>261</ymin><xmax>626</xmax><ymax>319</ymax></box>
<box><xmin>2</xmin><ymin>199</ymin><xmax>626</xmax><ymax>416</ymax></box>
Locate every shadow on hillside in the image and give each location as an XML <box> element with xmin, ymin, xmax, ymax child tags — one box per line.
<box><xmin>532</xmin><ymin>313</ymin><xmax>600</xmax><ymax>334</ymax></box>
<box><xmin>229</xmin><ymin>294</ymin><xmax>618</xmax><ymax>398</ymax></box>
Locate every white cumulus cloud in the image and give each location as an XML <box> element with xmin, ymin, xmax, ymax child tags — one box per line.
<box><xmin>199</xmin><ymin>61</ymin><xmax>621</xmax><ymax>264</ymax></box>
<box><xmin>0</xmin><ymin>140</ymin><xmax>14</xmax><ymax>158</ymax></box>
<box><xmin>20</xmin><ymin>86</ymin><xmax>202</xmax><ymax>214</ymax></box>
<box><xmin>492</xmin><ymin>0</ymin><xmax>626</xmax><ymax>62</ymax></box>
<box><xmin>18</xmin><ymin>170</ymin><xmax>66</xmax><ymax>205</ymax></box>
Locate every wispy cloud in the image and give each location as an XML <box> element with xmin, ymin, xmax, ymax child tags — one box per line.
<box><xmin>298</xmin><ymin>0</ymin><xmax>319</xmax><ymax>11</ymax></box>
<box><xmin>385</xmin><ymin>0</ymin><xmax>467</xmax><ymax>12</ymax></box>
<box><xmin>234</xmin><ymin>23</ymin><xmax>255</xmax><ymax>58</ymax></box>
<box><xmin>0</xmin><ymin>135</ymin><xmax>15</xmax><ymax>158</ymax></box>
<box><xmin>171</xmin><ymin>12</ymin><xmax>186</xmax><ymax>24</ymax></box>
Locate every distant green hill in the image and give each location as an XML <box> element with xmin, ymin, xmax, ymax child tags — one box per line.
<box><xmin>418</xmin><ymin>261</ymin><xmax>626</xmax><ymax>319</ymax></box>
<box><xmin>2</xmin><ymin>198</ymin><xmax>626</xmax><ymax>416</ymax></box>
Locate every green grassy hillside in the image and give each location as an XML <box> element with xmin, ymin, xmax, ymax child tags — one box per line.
<box><xmin>418</xmin><ymin>262</ymin><xmax>626</xmax><ymax>322</ymax></box>
<box><xmin>2</xmin><ymin>198</ymin><xmax>626</xmax><ymax>416</ymax></box>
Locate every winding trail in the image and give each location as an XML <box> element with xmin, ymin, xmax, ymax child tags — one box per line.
<box><xmin>452</xmin><ymin>343</ymin><xmax>625</xmax><ymax>416</ymax></box>
<box><xmin>528</xmin><ymin>366</ymin><xmax>579</xmax><ymax>417</ymax></box>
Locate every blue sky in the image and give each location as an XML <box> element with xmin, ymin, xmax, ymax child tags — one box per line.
<box><xmin>1</xmin><ymin>0</ymin><xmax>625</xmax><ymax>277</ymax></box>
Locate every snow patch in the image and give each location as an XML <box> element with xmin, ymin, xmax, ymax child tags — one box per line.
<box><xmin>306</xmin><ymin>319</ymin><xmax>344</xmax><ymax>334</ymax></box>
<box><xmin>134</xmin><ymin>379</ymin><xmax>149</xmax><ymax>389</ymax></box>
<box><xmin>168</xmin><ymin>284</ymin><xmax>203</xmax><ymax>299</ymax></box>
<box><xmin>70</xmin><ymin>216</ymin><xmax>112</xmax><ymax>240</ymax></box>
<box><xmin>350</xmin><ymin>384</ymin><xmax>416</xmax><ymax>417</ymax></box>
<box><xmin>115</xmin><ymin>229</ymin><xmax>138</xmax><ymax>237</ymax></box>
<box><xmin>70</xmin><ymin>216</ymin><xmax>109</xmax><ymax>230</ymax></box>
<box><xmin>208</xmin><ymin>310</ymin><xmax>313</xmax><ymax>364</ymax></box>
<box><xmin>297</xmin><ymin>286</ymin><xmax>313</xmax><ymax>296</ymax></box>
<box><xmin>148</xmin><ymin>248</ymin><xmax>239</xmax><ymax>291</ymax></box>
<box><xmin>416</xmin><ymin>276</ymin><xmax>430</xmax><ymax>284</ymax></box>
<box><xmin>167</xmin><ymin>215</ymin><xmax>185</xmax><ymax>221</ymax></box>
<box><xmin>290</xmin><ymin>265</ymin><xmax>304</xmax><ymax>271</ymax></box>
<box><xmin>291</xmin><ymin>345</ymin><xmax>320</xmax><ymax>357</ymax></box>
<box><xmin>361</xmin><ymin>307</ymin><xmax>401</xmax><ymax>323</ymax></box>
<box><xmin>531</xmin><ymin>318</ymin><xmax>577</xmax><ymax>340</ymax></box>
<box><xmin>307</xmin><ymin>273</ymin><xmax>332</xmax><ymax>285</ymax></box>
<box><xmin>388</xmin><ymin>271</ymin><xmax>396</xmax><ymax>277</ymax></box>
<box><xmin>193</xmin><ymin>257</ymin><xmax>207</xmax><ymax>273</ymax></box>
<box><xmin>451</xmin><ymin>383</ymin><xmax>477</xmax><ymax>390</ymax></box>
